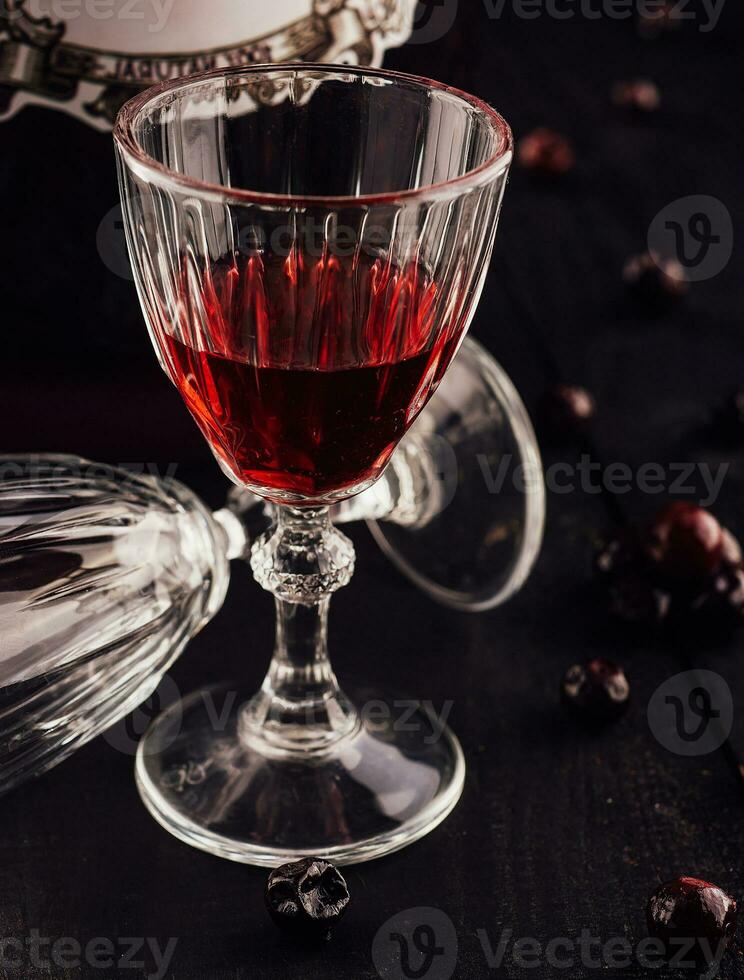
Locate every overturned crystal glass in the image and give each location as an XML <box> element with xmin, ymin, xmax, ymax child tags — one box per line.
<box><xmin>0</xmin><ymin>456</ymin><xmax>230</xmax><ymax>796</ymax></box>
<box><xmin>115</xmin><ymin>64</ymin><xmax>517</xmax><ymax>864</ymax></box>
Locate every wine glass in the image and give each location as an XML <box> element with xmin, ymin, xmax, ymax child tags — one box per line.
<box><xmin>115</xmin><ymin>63</ymin><xmax>513</xmax><ymax>865</ymax></box>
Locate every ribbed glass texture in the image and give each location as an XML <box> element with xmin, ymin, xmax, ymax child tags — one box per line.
<box><xmin>115</xmin><ymin>65</ymin><xmax>512</xmax><ymax>505</ymax></box>
<box><xmin>0</xmin><ymin>457</ymin><xmax>229</xmax><ymax>793</ymax></box>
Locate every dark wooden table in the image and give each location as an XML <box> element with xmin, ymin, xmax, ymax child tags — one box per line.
<box><xmin>2</xmin><ymin>3</ymin><xmax>744</xmax><ymax>978</ymax></box>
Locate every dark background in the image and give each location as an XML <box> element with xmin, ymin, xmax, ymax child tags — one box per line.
<box><xmin>2</xmin><ymin>1</ymin><xmax>744</xmax><ymax>977</ymax></box>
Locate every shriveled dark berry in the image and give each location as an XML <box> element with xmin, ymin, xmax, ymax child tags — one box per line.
<box><xmin>714</xmin><ymin>389</ymin><xmax>744</xmax><ymax>444</ymax></box>
<box><xmin>608</xmin><ymin>574</ymin><xmax>671</xmax><ymax>629</ymax></box>
<box><xmin>517</xmin><ymin>128</ymin><xmax>575</xmax><ymax>177</ymax></box>
<box><xmin>561</xmin><ymin>659</ymin><xmax>630</xmax><ymax>723</ymax></box>
<box><xmin>539</xmin><ymin>384</ymin><xmax>596</xmax><ymax>444</ymax></box>
<box><xmin>598</xmin><ymin>509</ymin><xmax>744</xmax><ymax>638</ymax></box>
<box><xmin>623</xmin><ymin>252</ymin><xmax>688</xmax><ymax>309</ymax></box>
<box><xmin>647</xmin><ymin>502</ymin><xmax>724</xmax><ymax>585</ymax></box>
<box><xmin>611</xmin><ymin>79</ymin><xmax>661</xmax><ymax>112</ymax></box>
<box><xmin>638</xmin><ymin>1</ymin><xmax>681</xmax><ymax>37</ymax></box>
<box><xmin>647</xmin><ymin>877</ymin><xmax>737</xmax><ymax>969</ymax></box>
<box><xmin>720</xmin><ymin>528</ymin><xmax>743</xmax><ymax>568</ymax></box>
<box><xmin>265</xmin><ymin>858</ymin><xmax>350</xmax><ymax>940</ymax></box>
<box><xmin>597</xmin><ymin>527</ymin><xmax>671</xmax><ymax>628</ymax></box>
<box><xmin>691</xmin><ymin>566</ymin><xmax>744</xmax><ymax>636</ymax></box>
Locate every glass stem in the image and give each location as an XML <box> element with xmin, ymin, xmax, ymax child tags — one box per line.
<box><xmin>271</xmin><ymin>597</ymin><xmax>333</xmax><ymax>699</ymax></box>
<box><xmin>241</xmin><ymin>506</ymin><xmax>358</xmax><ymax>756</ymax></box>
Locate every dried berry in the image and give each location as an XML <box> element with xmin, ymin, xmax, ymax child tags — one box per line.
<box><xmin>539</xmin><ymin>384</ymin><xmax>596</xmax><ymax>444</ymax></box>
<box><xmin>596</xmin><ymin>505</ymin><xmax>744</xmax><ymax>638</ymax></box>
<box><xmin>647</xmin><ymin>877</ymin><xmax>737</xmax><ymax>969</ymax></box>
<box><xmin>691</xmin><ymin>566</ymin><xmax>744</xmax><ymax>636</ymax></box>
<box><xmin>720</xmin><ymin>528</ymin><xmax>743</xmax><ymax>567</ymax></box>
<box><xmin>265</xmin><ymin>858</ymin><xmax>350</xmax><ymax>940</ymax></box>
<box><xmin>608</xmin><ymin>574</ymin><xmax>671</xmax><ymax>629</ymax></box>
<box><xmin>517</xmin><ymin>128</ymin><xmax>575</xmax><ymax>177</ymax></box>
<box><xmin>611</xmin><ymin>79</ymin><xmax>661</xmax><ymax>112</ymax></box>
<box><xmin>561</xmin><ymin>659</ymin><xmax>630</xmax><ymax>723</ymax></box>
<box><xmin>647</xmin><ymin>502</ymin><xmax>724</xmax><ymax>585</ymax></box>
<box><xmin>623</xmin><ymin>252</ymin><xmax>688</xmax><ymax>309</ymax></box>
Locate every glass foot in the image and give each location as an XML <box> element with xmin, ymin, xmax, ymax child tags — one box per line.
<box><xmin>135</xmin><ymin>684</ymin><xmax>465</xmax><ymax>867</ymax></box>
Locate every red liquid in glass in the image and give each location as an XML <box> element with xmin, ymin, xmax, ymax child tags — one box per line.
<box><xmin>163</xmin><ymin>251</ymin><xmax>465</xmax><ymax>502</ymax></box>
